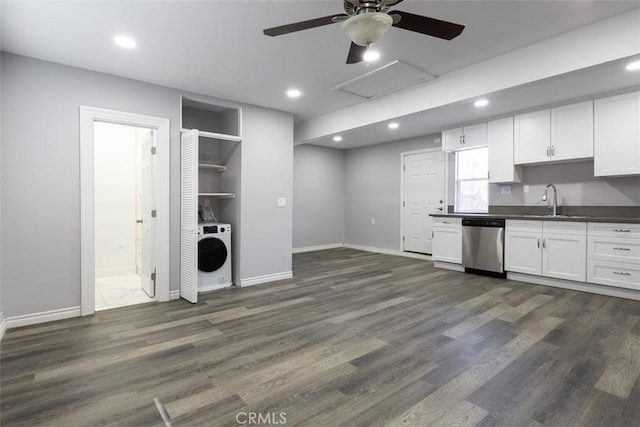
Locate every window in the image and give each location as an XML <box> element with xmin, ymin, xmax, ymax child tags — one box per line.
<box><xmin>455</xmin><ymin>147</ymin><xmax>488</xmax><ymax>213</ymax></box>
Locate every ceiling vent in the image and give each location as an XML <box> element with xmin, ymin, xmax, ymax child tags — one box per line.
<box><xmin>332</xmin><ymin>60</ymin><xmax>436</xmax><ymax>99</ymax></box>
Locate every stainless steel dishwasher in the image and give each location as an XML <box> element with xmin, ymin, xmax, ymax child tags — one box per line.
<box><xmin>462</xmin><ymin>218</ymin><xmax>506</xmax><ymax>277</ymax></box>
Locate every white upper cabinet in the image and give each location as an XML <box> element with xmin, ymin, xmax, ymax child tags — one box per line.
<box><xmin>550</xmin><ymin>101</ymin><xmax>594</xmax><ymax>161</ymax></box>
<box><xmin>514</xmin><ymin>109</ymin><xmax>551</xmax><ymax>164</ymax></box>
<box><xmin>515</xmin><ymin>101</ymin><xmax>594</xmax><ymax>165</ymax></box>
<box><xmin>594</xmin><ymin>91</ymin><xmax>640</xmax><ymax>177</ymax></box>
<box><xmin>442</xmin><ymin>123</ymin><xmax>487</xmax><ymax>152</ymax></box>
<box><xmin>488</xmin><ymin>117</ymin><xmax>521</xmax><ymax>183</ymax></box>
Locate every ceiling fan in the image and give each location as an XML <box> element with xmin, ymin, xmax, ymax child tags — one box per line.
<box><xmin>263</xmin><ymin>0</ymin><xmax>465</xmax><ymax>64</ymax></box>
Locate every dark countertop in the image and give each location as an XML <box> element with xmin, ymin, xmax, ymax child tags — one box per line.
<box><xmin>431</xmin><ymin>213</ymin><xmax>640</xmax><ymax>224</ymax></box>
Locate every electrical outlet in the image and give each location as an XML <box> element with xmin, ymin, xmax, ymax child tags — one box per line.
<box><xmin>501</xmin><ymin>186</ymin><xmax>511</xmax><ymax>195</ymax></box>
<box><xmin>371</xmin><ymin>218</ymin><xmax>376</xmax><ymax>225</ymax></box>
<box><xmin>277</xmin><ymin>197</ymin><xmax>287</xmax><ymax>208</ymax></box>
<box><xmin>523</xmin><ymin>185</ymin><xmax>530</xmax><ymax>193</ymax></box>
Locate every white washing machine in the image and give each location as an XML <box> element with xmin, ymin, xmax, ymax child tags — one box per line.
<box><xmin>197</xmin><ymin>223</ymin><xmax>232</xmax><ymax>292</ymax></box>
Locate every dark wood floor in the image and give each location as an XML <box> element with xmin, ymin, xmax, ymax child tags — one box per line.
<box><xmin>1</xmin><ymin>248</ymin><xmax>639</xmax><ymax>426</ymax></box>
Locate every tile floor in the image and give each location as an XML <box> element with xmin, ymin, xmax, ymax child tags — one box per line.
<box><xmin>95</xmin><ymin>274</ymin><xmax>155</xmax><ymax>311</ymax></box>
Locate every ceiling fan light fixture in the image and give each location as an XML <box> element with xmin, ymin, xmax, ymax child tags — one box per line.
<box><xmin>342</xmin><ymin>12</ymin><xmax>393</xmax><ymax>47</ymax></box>
<box><xmin>363</xmin><ymin>50</ymin><xmax>380</xmax><ymax>62</ymax></box>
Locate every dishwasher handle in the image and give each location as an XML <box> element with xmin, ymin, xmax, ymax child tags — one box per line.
<box><xmin>462</xmin><ymin>218</ymin><xmax>505</xmax><ymax>228</ymax></box>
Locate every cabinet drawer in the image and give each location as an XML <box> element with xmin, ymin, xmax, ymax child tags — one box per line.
<box><xmin>588</xmin><ymin>222</ymin><xmax>640</xmax><ymax>239</ymax></box>
<box><xmin>432</xmin><ymin>217</ymin><xmax>462</xmax><ymax>228</ymax></box>
<box><xmin>506</xmin><ymin>220</ymin><xmax>542</xmax><ymax>233</ymax></box>
<box><xmin>588</xmin><ymin>236</ymin><xmax>640</xmax><ymax>264</ymax></box>
<box><xmin>587</xmin><ymin>259</ymin><xmax>640</xmax><ymax>291</ymax></box>
<box><xmin>543</xmin><ymin>221</ymin><xmax>586</xmax><ymax>236</ymax></box>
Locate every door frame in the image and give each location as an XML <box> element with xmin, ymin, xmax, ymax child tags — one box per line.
<box><xmin>80</xmin><ymin>106</ymin><xmax>171</xmax><ymax>315</ymax></box>
<box><xmin>399</xmin><ymin>147</ymin><xmax>448</xmax><ymax>253</ymax></box>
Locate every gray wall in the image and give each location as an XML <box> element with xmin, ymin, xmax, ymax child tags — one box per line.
<box><xmin>1</xmin><ymin>53</ymin><xmax>293</xmax><ymax>317</ymax></box>
<box><xmin>344</xmin><ymin>135</ymin><xmax>441</xmax><ymax>250</ymax></box>
<box><xmin>293</xmin><ymin>145</ymin><xmax>345</xmax><ymax>249</ymax></box>
<box><xmin>240</xmin><ymin>106</ymin><xmax>293</xmax><ymax>279</ymax></box>
<box><xmin>489</xmin><ymin>161</ymin><xmax>640</xmax><ymax>207</ymax></box>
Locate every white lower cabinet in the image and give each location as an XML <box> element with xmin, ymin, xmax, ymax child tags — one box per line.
<box><xmin>587</xmin><ymin>223</ymin><xmax>640</xmax><ymax>291</ymax></box>
<box><xmin>505</xmin><ymin>220</ymin><xmax>587</xmax><ymax>282</ymax></box>
<box><xmin>432</xmin><ymin>217</ymin><xmax>462</xmax><ymax>264</ymax></box>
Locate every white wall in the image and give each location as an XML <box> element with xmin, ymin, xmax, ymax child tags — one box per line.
<box><xmin>0</xmin><ymin>53</ymin><xmax>294</xmax><ymax>318</ymax></box>
<box><xmin>94</xmin><ymin>122</ymin><xmax>137</xmax><ymax>277</ymax></box>
<box><xmin>293</xmin><ymin>145</ymin><xmax>345</xmax><ymax>249</ymax></box>
<box><xmin>344</xmin><ymin>135</ymin><xmax>441</xmax><ymax>250</ymax></box>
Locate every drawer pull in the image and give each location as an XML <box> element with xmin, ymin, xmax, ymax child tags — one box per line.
<box><xmin>613</xmin><ymin>229</ymin><xmax>631</xmax><ymax>233</ymax></box>
<box><xmin>442</xmin><ymin>221</ymin><xmax>451</xmax><ymax>224</ymax></box>
<box><xmin>613</xmin><ymin>272</ymin><xmax>632</xmax><ymax>276</ymax></box>
<box><xmin>613</xmin><ymin>247</ymin><xmax>631</xmax><ymax>251</ymax></box>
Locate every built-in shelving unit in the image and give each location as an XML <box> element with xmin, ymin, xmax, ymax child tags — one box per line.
<box><xmin>180</xmin><ymin>96</ymin><xmax>242</xmax><ymax>303</ymax></box>
<box><xmin>198</xmin><ymin>193</ymin><xmax>236</xmax><ymax>198</ymax></box>
<box><xmin>198</xmin><ymin>163</ymin><xmax>227</xmax><ymax>172</ymax></box>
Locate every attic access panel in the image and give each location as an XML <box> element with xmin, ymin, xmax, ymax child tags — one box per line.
<box><xmin>332</xmin><ymin>60</ymin><xmax>436</xmax><ymax>99</ymax></box>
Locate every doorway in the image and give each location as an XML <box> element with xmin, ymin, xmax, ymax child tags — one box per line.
<box><xmin>94</xmin><ymin>122</ymin><xmax>156</xmax><ymax>310</ymax></box>
<box><xmin>401</xmin><ymin>149</ymin><xmax>445</xmax><ymax>255</ymax></box>
<box><xmin>80</xmin><ymin>107</ymin><xmax>170</xmax><ymax>316</ymax></box>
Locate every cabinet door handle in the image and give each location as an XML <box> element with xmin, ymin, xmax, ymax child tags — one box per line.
<box><xmin>613</xmin><ymin>271</ymin><xmax>631</xmax><ymax>276</ymax></box>
<box><xmin>459</xmin><ymin>135</ymin><xmax>463</xmax><ymax>144</ymax></box>
<box><xmin>542</xmin><ymin>238</ymin><xmax>546</xmax><ymax>249</ymax></box>
<box><xmin>432</xmin><ymin>230</ymin><xmax>435</xmax><ymax>238</ymax></box>
<box><xmin>537</xmin><ymin>238</ymin><xmax>540</xmax><ymax>249</ymax></box>
<box><xmin>613</xmin><ymin>229</ymin><xmax>631</xmax><ymax>233</ymax></box>
<box><xmin>613</xmin><ymin>247</ymin><xmax>631</xmax><ymax>251</ymax></box>
<box><xmin>551</xmin><ymin>146</ymin><xmax>556</xmax><ymax>156</ymax></box>
<box><xmin>546</xmin><ymin>146</ymin><xmax>550</xmax><ymax>156</ymax></box>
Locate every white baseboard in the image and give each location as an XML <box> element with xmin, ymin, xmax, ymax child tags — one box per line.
<box><xmin>240</xmin><ymin>271</ymin><xmax>293</xmax><ymax>287</ymax></box>
<box><xmin>199</xmin><ymin>283</ymin><xmax>232</xmax><ymax>293</ymax></box>
<box><xmin>0</xmin><ymin>312</ymin><xmax>6</xmax><ymax>341</ymax></box>
<box><xmin>343</xmin><ymin>244</ymin><xmax>433</xmax><ymax>261</ymax></box>
<box><xmin>6</xmin><ymin>306</ymin><xmax>82</xmax><ymax>329</ymax></box>
<box><xmin>169</xmin><ymin>290</ymin><xmax>180</xmax><ymax>300</ymax></box>
<box><xmin>508</xmin><ymin>272</ymin><xmax>640</xmax><ymax>301</ymax></box>
<box><xmin>293</xmin><ymin>243</ymin><xmax>344</xmax><ymax>254</ymax></box>
<box><xmin>95</xmin><ymin>266</ymin><xmax>136</xmax><ymax>278</ymax></box>
<box><xmin>434</xmin><ymin>261</ymin><xmax>465</xmax><ymax>272</ymax></box>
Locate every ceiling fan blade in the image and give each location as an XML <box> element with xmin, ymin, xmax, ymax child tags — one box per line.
<box><xmin>346</xmin><ymin>42</ymin><xmax>367</xmax><ymax>64</ymax></box>
<box><xmin>380</xmin><ymin>0</ymin><xmax>404</xmax><ymax>8</ymax></box>
<box><xmin>391</xmin><ymin>10</ymin><xmax>465</xmax><ymax>40</ymax></box>
<box><xmin>264</xmin><ymin>14</ymin><xmax>348</xmax><ymax>37</ymax></box>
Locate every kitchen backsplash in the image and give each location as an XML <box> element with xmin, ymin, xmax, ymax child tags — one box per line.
<box><xmin>489</xmin><ymin>161</ymin><xmax>640</xmax><ymax>207</ymax></box>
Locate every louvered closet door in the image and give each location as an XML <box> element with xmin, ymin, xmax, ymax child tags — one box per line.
<box><xmin>180</xmin><ymin>129</ymin><xmax>198</xmax><ymax>303</ymax></box>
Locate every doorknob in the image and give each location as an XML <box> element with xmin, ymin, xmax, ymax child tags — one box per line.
<box><xmin>437</xmin><ymin>207</ymin><xmax>444</xmax><ymax>211</ymax></box>
<box><xmin>136</xmin><ymin>219</ymin><xmax>143</xmax><ymax>224</ymax></box>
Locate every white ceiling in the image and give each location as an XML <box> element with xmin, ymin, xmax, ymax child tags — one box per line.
<box><xmin>2</xmin><ymin>0</ymin><xmax>640</xmax><ymax>146</ymax></box>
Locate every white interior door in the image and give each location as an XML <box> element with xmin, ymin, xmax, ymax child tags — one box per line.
<box><xmin>403</xmin><ymin>151</ymin><xmax>445</xmax><ymax>254</ymax></box>
<box><xmin>180</xmin><ymin>130</ymin><xmax>199</xmax><ymax>303</ymax></box>
<box><xmin>139</xmin><ymin>129</ymin><xmax>156</xmax><ymax>297</ymax></box>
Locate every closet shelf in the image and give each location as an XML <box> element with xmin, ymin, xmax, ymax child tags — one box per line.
<box><xmin>182</xmin><ymin>128</ymin><xmax>241</xmax><ymax>143</ymax></box>
<box><xmin>198</xmin><ymin>193</ymin><xmax>236</xmax><ymax>199</ymax></box>
<box><xmin>199</xmin><ymin>164</ymin><xmax>227</xmax><ymax>172</ymax></box>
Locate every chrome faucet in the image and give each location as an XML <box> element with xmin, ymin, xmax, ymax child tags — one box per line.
<box><xmin>542</xmin><ymin>184</ymin><xmax>558</xmax><ymax>216</ymax></box>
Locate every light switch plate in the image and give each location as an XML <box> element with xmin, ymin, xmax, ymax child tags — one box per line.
<box><xmin>501</xmin><ymin>186</ymin><xmax>511</xmax><ymax>195</ymax></box>
<box><xmin>277</xmin><ymin>197</ymin><xmax>287</xmax><ymax>208</ymax></box>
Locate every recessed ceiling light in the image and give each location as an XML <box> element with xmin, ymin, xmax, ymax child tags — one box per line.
<box><xmin>114</xmin><ymin>35</ymin><xmax>136</xmax><ymax>49</ymax></box>
<box><xmin>333</xmin><ymin>136</ymin><xmax>343</xmax><ymax>142</ymax></box>
<box><xmin>363</xmin><ymin>50</ymin><xmax>380</xmax><ymax>62</ymax></box>
<box><xmin>474</xmin><ymin>99</ymin><xmax>489</xmax><ymax>108</ymax></box>
<box><xmin>388</xmin><ymin>122</ymin><xmax>399</xmax><ymax>129</ymax></box>
<box><xmin>286</xmin><ymin>89</ymin><xmax>302</xmax><ymax>98</ymax></box>
<box><xmin>626</xmin><ymin>60</ymin><xmax>640</xmax><ymax>71</ymax></box>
